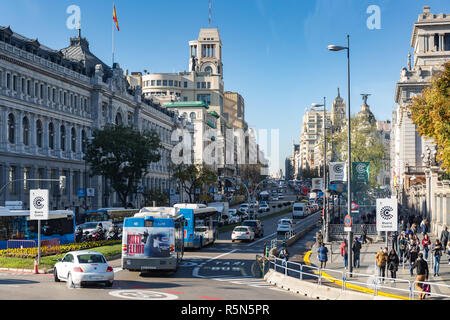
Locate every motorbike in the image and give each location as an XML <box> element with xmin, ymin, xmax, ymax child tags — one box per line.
<box><xmin>91</xmin><ymin>229</ymin><xmax>105</xmax><ymax>241</ymax></box>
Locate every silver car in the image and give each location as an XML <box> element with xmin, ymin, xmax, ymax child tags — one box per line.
<box><xmin>54</xmin><ymin>251</ymin><xmax>114</xmax><ymax>288</ymax></box>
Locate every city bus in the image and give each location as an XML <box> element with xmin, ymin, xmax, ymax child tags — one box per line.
<box><xmin>121</xmin><ymin>207</ymin><xmax>184</xmax><ymax>272</ymax></box>
<box><xmin>0</xmin><ymin>207</ymin><xmax>75</xmax><ymax>249</ymax></box>
<box><xmin>174</xmin><ymin>204</ymin><xmax>219</xmax><ymax>249</ymax></box>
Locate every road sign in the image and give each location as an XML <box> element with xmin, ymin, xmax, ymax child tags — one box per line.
<box><xmin>376</xmin><ymin>198</ymin><xmax>398</xmax><ymax>232</ymax></box>
<box><xmin>86</xmin><ymin>188</ymin><xmax>95</xmax><ymax>197</ymax></box>
<box><xmin>351</xmin><ymin>202</ymin><xmax>359</xmax><ymax>210</ymax></box>
<box><xmin>30</xmin><ymin>189</ymin><xmax>49</xmax><ymax>220</ymax></box>
<box><xmin>344</xmin><ymin>215</ymin><xmax>352</xmax><ymax>227</ymax></box>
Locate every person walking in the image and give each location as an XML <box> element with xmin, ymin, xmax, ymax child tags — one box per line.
<box><xmin>317</xmin><ymin>243</ymin><xmax>328</xmax><ymax>269</ymax></box>
<box><xmin>431</xmin><ymin>239</ymin><xmax>443</xmax><ymax>277</ymax></box>
<box><xmin>391</xmin><ymin>230</ymin><xmax>399</xmax><ymax>252</ymax></box>
<box><xmin>375</xmin><ymin>247</ymin><xmax>388</xmax><ymax>282</ymax></box>
<box><xmin>316</xmin><ymin>230</ymin><xmax>323</xmax><ymax>247</ymax></box>
<box><xmin>352</xmin><ymin>237</ymin><xmax>362</xmax><ymax>268</ymax></box>
<box><xmin>440</xmin><ymin>226</ymin><xmax>449</xmax><ymax>252</ymax></box>
<box><xmin>415</xmin><ymin>253</ymin><xmax>429</xmax><ymax>300</ymax></box>
<box><xmin>340</xmin><ymin>240</ymin><xmax>348</xmax><ymax>269</ymax></box>
<box><xmin>408</xmin><ymin>239</ymin><xmax>420</xmax><ymax>277</ymax></box>
<box><xmin>360</xmin><ymin>224</ymin><xmax>367</xmax><ymax>244</ymax></box>
<box><xmin>420</xmin><ymin>218</ymin><xmax>429</xmax><ymax>238</ymax></box>
<box><xmin>422</xmin><ymin>233</ymin><xmax>431</xmax><ymax>261</ymax></box>
<box><xmin>399</xmin><ymin>219</ymin><xmax>407</xmax><ymax>233</ymax></box>
<box><xmin>399</xmin><ymin>232</ymin><xmax>408</xmax><ymax>264</ymax></box>
<box><xmin>387</xmin><ymin>249</ymin><xmax>399</xmax><ymax>282</ymax></box>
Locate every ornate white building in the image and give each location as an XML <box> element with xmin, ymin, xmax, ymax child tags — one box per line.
<box><xmin>0</xmin><ymin>27</ymin><xmax>184</xmax><ymax>214</ymax></box>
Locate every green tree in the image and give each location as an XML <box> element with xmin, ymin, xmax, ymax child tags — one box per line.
<box><xmin>410</xmin><ymin>62</ymin><xmax>450</xmax><ymax>173</ymax></box>
<box><xmin>85</xmin><ymin>124</ymin><xmax>161</xmax><ymax>208</ymax></box>
<box><xmin>171</xmin><ymin>164</ymin><xmax>218</xmax><ymax>203</ymax></box>
<box><xmin>143</xmin><ymin>189</ymin><xmax>169</xmax><ymax>207</ymax></box>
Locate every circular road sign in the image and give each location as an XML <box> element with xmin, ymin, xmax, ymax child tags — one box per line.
<box><xmin>344</xmin><ymin>215</ymin><xmax>352</xmax><ymax>227</ymax></box>
<box><xmin>109</xmin><ymin>290</ymin><xmax>179</xmax><ymax>300</ymax></box>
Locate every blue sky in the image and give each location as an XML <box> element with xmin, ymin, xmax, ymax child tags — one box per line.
<box><xmin>2</xmin><ymin>0</ymin><xmax>449</xmax><ymax>175</ymax></box>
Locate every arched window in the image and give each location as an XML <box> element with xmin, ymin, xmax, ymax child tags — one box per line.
<box><xmin>115</xmin><ymin>112</ymin><xmax>123</xmax><ymax>125</ymax></box>
<box><xmin>190</xmin><ymin>112</ymin><xmax>197</xmax><ymax>120</ymax></box>
<box><xmin>22</xmin><ymin>117</ymin><xmax>29</xmax><ymax>146</ymax></box>
<box><xmin>36</xmin><ymin>120</ymin><xmax>43</xmax><ymax>148</ymax></box>
<box><xmin>205</xmin><ymin>66</ymin><xmax>213</xmax><ymax>73</ymax></box>
<box><xmin>71</xmin><ymin>127</ymin><xmax>76</xmax><ymax>152</ymax></box>
<box><xmin>8</xmin><ymin>113</ymin><xmax>15</xmax><ymax>144</ymax></box>
<box><xmin>49</xmin><ymin>122</ymin><xmax>55</xmax><ymax>150</ymax></box>
<box><xmin>60</xmin><ymin>125</ymin><xmax>66</xmax><ymax>151</ymax></box>
<box><xmin>182</xmin><ymin>112</ymin><xmax>187</xmax><ymax>119</ymax></box>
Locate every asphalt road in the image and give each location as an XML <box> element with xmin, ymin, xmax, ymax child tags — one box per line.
<box><xmin>0</xmin><ymin>189</ymin><xmax>314</xmax><ymax>301</ymax></box>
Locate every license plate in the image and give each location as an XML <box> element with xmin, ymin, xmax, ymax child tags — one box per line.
<box><xmin>90</xmin><ymin>276</ymin><xmax>103</xmax><ymax>280</ymax></box>
<box><xmin>141</xmin><ymin>266</ymin><xmax>156</xmax><ymax>270</ymax></box>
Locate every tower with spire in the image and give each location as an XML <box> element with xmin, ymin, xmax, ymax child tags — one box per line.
<box><xmin>331</xmin><ymin>88</ymin><xmax>346</xmax><ymax>130</ymax></box>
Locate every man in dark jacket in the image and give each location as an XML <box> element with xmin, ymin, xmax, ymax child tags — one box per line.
<box><xmin>352</xmin><ymin>237</ymin><xmax>362</xmax><ymax>268</ymax></box>
<box><xmin>415</xmin><ymin>253</ymin><xmax>429</xmax><ymax>300</ymax></box>
<box><xmin>440</xmin><ymin>226</ymin><xmax>449</xmax><ymax>250</ymax></box>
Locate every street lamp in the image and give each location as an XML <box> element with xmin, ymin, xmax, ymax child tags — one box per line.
<box><xmin>328</xmin><ymin>34</ymin><xmax>352</xmax><ymax>275</ymax></box>
<box><xmin>311</xmin><ymin>97</ymin><xmax>329</xmax><ymax>242</ymax></box>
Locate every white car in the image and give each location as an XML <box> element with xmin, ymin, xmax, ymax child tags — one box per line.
<box><xmin>271</xmin><ymin>196</ymin><xmax>279</xmax><ymax>201</ymax></box>
<box><xmin>258</xmin><ymin>204</ymin><xmax>270</xmax><ymax>212</ymax></box>
<box><xmin>228</xmin><ymin>209</ymin><xmax>241</xmax><ymax>223</ymax></box>
<box><xmin>239</xmin><ymin>203</ymin><xmax>249</xmax><ymax>213</ymax></box>
<box><xmin>277</xmin><ymin>219</ymin><xmax>294</xmax><ymax>232</ymax></box>
<box><xmin>231</xmin><ymin>226</ymin><xmax>255</xmax><ymax>242</ymax></box>
<box><xmin>54</xmin><ymin>251</ymin><xmax>114</xmax><ymax>288</ymax></box>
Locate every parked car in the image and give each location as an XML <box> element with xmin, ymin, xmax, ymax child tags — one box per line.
<box><xmin>271</xmin><ymin>196</ymin><xmax>279</xmax><ymax>201</ymax></box>
<box><xmin>239</xmin><ymin>203</ymin><xmax>249</xmax><ymax>213</ymax></box>
<box><xmin>54</xmin><ymin>251</ymin><xmax>114</xmax><ymax>288</ymax></box>
<box><xmin>231</xmin><ymin>226</ymin><xmax>255</xmax><ymax>242</ymax></box>
<box><xmin>242</xmin><ymin>220</ymin><xmax>264</xmax><ymax>238</ymax></box>
<box><xmin>258</xmin><ymin>204</ymin><xmax>270</xmax><ymax>213</ymax></box>
<box><xmin>278</xmin><ymin>193</ymin><xmax>284</xmax><ymax>199</ymax></box>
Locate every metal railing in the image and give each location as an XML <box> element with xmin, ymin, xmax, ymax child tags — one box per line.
<box><xmin>266</xmin><ymin>255</ymin><xmax>450</xmax><ymax>300</ymax></box>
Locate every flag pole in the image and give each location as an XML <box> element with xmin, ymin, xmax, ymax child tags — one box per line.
<box><xmin>112</xmin><ymin>2</ymin><xmax>115</xmax><ymax>67</ymax></box>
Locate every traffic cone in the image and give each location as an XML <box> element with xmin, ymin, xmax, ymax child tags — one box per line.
<box><xmin>34</xmin><ymin>260</ymin><xmax>39</xmax><ymax>274</ymax></box>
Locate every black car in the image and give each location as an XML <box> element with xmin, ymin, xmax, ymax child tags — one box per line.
<box><xmin>242</xmin><ymin>220</ymin><xmax>264</xmax><ymax>237</ymax></box>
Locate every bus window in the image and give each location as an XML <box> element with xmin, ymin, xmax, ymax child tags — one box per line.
<box><xmin>144</xmin><ymin>220</ymin><xmax>154</xmax><ymax>227</ymax></box>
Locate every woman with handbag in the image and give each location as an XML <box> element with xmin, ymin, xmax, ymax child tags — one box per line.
<box><xmin>387</xmin><ymin>249</ymin><xmax>399</xmax><ymax>282</ymax></box>
<box><xmin>432</xmin><ymin>239</ymin><xmax>443</xmax><ymax>277</ymax></box>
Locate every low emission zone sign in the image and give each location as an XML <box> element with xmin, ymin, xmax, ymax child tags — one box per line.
<box><xmin>30</xmin><ymin>189</ymin><xmax>49</xmax><ymax>220</ymax></box>
<box><xmin>376</xmin><ymin>198</ymin><xmax>398</xmax><ymax>232</ymax></box>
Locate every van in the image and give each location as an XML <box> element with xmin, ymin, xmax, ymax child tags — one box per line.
<box><xmin>292</xmin><ymin>202</ymin><xmax>306</xmax><ymax>219</ymax></box>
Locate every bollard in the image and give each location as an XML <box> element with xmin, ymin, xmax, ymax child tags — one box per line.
<box><xmin>34</xmin><ymin>260</ymin><xmax>39</xmax><ymax>274</ymax></box>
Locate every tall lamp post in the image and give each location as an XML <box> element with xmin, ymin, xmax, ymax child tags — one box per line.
<box><xmin>312</xmin><ymin>97</ymin><xmax>328</xmax><ymax>242</ymax></box>
<box><xmin>328</xmin><ymin>34</ymin><xmax>352</xmax><ymax>275</ymax></box>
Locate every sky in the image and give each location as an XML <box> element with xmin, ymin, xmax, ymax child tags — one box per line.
<box><xmin>2</xmin><ymin>0</ymin><xmax>449</xmax><ymax>175</ymax></box>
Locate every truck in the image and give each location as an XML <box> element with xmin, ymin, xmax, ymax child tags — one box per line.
<box><xmin>207</xmin><ymin>202</ymin><xmax>230</xmax><ymax>226</ymax></box>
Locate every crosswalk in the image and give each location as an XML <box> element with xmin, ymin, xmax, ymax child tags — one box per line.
<box><xmin>210</xmin><ymin>276</ymin><xmax>285</xmax><ymax>292</ymax></box>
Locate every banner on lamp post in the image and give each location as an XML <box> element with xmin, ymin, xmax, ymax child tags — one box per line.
<box><xmin>376</xmin><ymin>198</ymin><xmax>398</xmax><ymax>232</ymax></box>
<box><xmin>30</xmin><ymin>189</ymin><xmax>49</xmax><ymax>220</ymax></box>
<box><xmin>352</xmin><ymin>162</ymin><xmax>370</xmax><ymax>183</ymax></box>
<box><xmin>329</xmin><ymin>162</ymin><xmax>347</xmax><ymax>182</ymax></box>
<box><xmin>311</xmin><ymin>178</ymin><xmax>323</xmax><ymax>191</ymax></box>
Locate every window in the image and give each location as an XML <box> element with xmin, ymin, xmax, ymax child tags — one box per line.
<box><xmin>71</xmin><ymin>127</ymin><xmax>76</xmax><ymax>152</ymax></box>
<box><xmin>81</xmin><ymin>130</ymin><xmax>86</xmax><ymax>153</ymax></box>
<box><xmin>205</xmin><ymin>66</ymin><xmax>212</xmax><ymax>73</ymax></box>
<box><xmin>27</xmin><ymin>80</ymin><xmax>31</xmax><ymax>95</ymax></box>
<box><xmin>197</xmin><ymin>82</ymin><xmax>201</xmax><ymax>89</ymax></box>
<box><xmin>22</xmin><ymin>117</ymin><xmax>29</xmax><ymax>146</ymax></box>
<box><xmin>207</xmin><ymin>82</ymin><xmax>211</xmax><ymax>89</ymax></box>
<box><xmin>6</xmin><ymin>73</ymin><xmax>10</xmax><ymax>89</ymax></box>
<box><xmin>49</xmin><ymin>123</ymin><xmax>54</xmax><ymax>150</ymax></box>
<box><xmin>60</xmin><ymin>125</ymin><xmax>66</xmax><ymax>151</ymax></box>
<box><xmin>184</xmin><ymin>81</ymin><xmax>188</xmax><ymax>88</ymax></box>
<box><xmin>190</xmin><ymin>112</ymin><xmax>197</xmax><ymax>120</ymax></box>
<box><xmin>8</xmin><ymin>113</ymin><xmax>15</xmax><ymax>144</ymax></box>
<box><xmin>169</xmin><ymin>80</ymin><xmax>173</xmax><ymax>86</ymax></box>
<box><xmin>157</xmin><ymin>80</ymin><xmax>161</xmax><ymax>86</ymax></box>
<box><xmin>115</xmin><ymin>112</ymin><xmax>123</xmax><ymax>125</ymax></box>
<box><xmin>23</xmin><ymin>167</ymin><xmax>29</xmax><ymax>190</ymax></box>
<box><xmin>9</xmin><ymin>166</ymin><xmax>16</xmax><ymax>194</ymax></box>
<box><xmin>12</xmin><ymin>75</ymin><xmax>17</xmax><ymax>91</ymax></box>
<box><xmin>201</xmin><ymin>82</ymin><xmax>206</xmax><ymax>89</ymax></box>
<box><xmin>163</xmin><ymin>80</ymin><xmax>167</xmax><ymax>86</ymax></box>
<box><xmin>197</xmin><ymin>94</ymin><xmax>211</xmax><ymax>105</ymax></box>
<box><xmin>36</xmin><ymin>120</ymin><xmax>43</xmax><ymax>148</ymax></box>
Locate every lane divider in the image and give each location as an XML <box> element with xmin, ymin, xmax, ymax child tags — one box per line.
<box><xmin>303</xmin><ymin>250</ymin><xmax>409</xmax><ymax>300</ymax></box>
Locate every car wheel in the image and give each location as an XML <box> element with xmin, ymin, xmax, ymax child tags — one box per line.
<box><xmin>54</xmin><ymin>268</ymin><xmax>60</xmax><ymax>282</ymax></box>
<box><xmin>105</xmin><ymin>281</ymin><xmax>114</xmax><ymax>287</ymax></box>
<box><xmin>66</xmin><ymin>273</ymin><xmax>74</xmax><ymax>289</ymax></box>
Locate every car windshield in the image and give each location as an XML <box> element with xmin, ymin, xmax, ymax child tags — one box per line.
<box><xmin>234</xmin><ymin>227</ymin><xmax>248</xmax><ymax>232</ymax></box>
<box><xmin>279</xmin><ymin>220</ymin><xmax>290</xmax><ymax>225</ymax></box>
<box><xmin>77</xmin><ymin>254</ymin><xmax>106</xmax><ymax>264</ymax></box>
<box><xmin>195</xmin><ymin>227</ymin><xmax>208</xmax><ymax>232</ymax></box>
<box><xmin>80</xmin><ymin>222</ymin><xmax>99</xmax><ymax>229</ymax></box>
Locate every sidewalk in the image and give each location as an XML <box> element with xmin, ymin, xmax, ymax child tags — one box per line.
<box><xmin>304</xmin><ymin>232</ymin><xmax>450</xmax><ymax>299</ymax></box>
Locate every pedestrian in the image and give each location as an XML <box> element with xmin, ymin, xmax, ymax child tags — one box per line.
<box><xmin>387</xmin><ymin>249</ymin><xmax>399</xmax><ymax>282</ymax></box>
<box><xmin>422</xmin><ymin>233</ymin><xmax>431</xmax><ymax>261</ymax></box>
<box><xmin>352</xmin><ymin>237</ymin><xmax>362</xmax><ymax>268</ymax></box>
<box><xmin>391</xmin><ymin>230</ymin><xmax>399</xmax><ymax>252</ymax></box>
<box><xmin>405</xmin><ymin>227</ymin><xmax>414</xmax><ymax>239</ymax></box>
<box><xmin>279</xmin><ymin>247</ymin><xmax>289</xmax><ymax>267</ymax></box>
<box><xmin>415</xmin><ymin>252</ymin><xmax>429</xmax><ymax>300</ymax></box>
<box><xmin>447</xmin><ymin>241</ymin><xmax>450</xmax><ymax>265</ymax></box>
<box><xmin>375</xmin><ymin>247</ymin><xmax>388</xmax><ymax>282</ymax></box>
<box><xmin>340</xmin><ymin>240</ymin><xmax>348</xmax><ymax>269</ymax></box>
<box><xmin>408</xmin><ymin>239</ymin><xmax>420</xmax><ymax>277</ymax></box>
<box><xmin>317</xmin><ymin>243</ymin><xmax>328</xmax><ymax>269</ymax></box>
<box><xmin>431</xmin><ymin>239</ymin><xmax>443</xmax><ymax>277</ymax></box>
<box><xmin>411</xmin><ymin>222</ymin><xmax>417</xmax><ymax>235</ymax></box>
<box><xmin>399</xmin><ymin>232</ymin><xmax>408</xmax><ymax>263</ymax></box>
<box><xmin>399</xmin><ymin>219</ymin><xmax>407</xmax><ymax>233</ymax></box>
<box><xmin>420</xmin><ymin>218</ymin><xmax>429</xmax><ymax>237</ymax></box>
<box><xmin>440</xmin><ymin>225</ymin><xmax>449</xmax><ymax>251</ymax></box>
<box><xmin>360</xmin><ymin>224</ymin><xmax>367</xmax><ymax>244</ymax></box>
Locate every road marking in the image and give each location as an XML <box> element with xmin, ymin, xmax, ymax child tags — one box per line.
<box><xmin>109</xmin><ymin>290</ymin><xmax>179</xmax><ymax>300</ymax></box>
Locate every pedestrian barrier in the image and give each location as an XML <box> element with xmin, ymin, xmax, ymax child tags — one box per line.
<box><xmin>7</xmin><ymin>240</ymin><xmax>37</xmax><ymax>250</ymax></box>
<box><xmin>5</xmin><ymin>238</ymin><xmax>61</xmax><ymax>257</ymax></box>
<box><xmin>266</xmin><ymin>254</ymin><xmax>450</xmax><ymax>300</ymax></box>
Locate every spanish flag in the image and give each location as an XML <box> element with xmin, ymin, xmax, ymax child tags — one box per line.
<box><xmin>113</xmin><ymin>4</ymin><xmax>119</xmax><ymax>31</ymax></box>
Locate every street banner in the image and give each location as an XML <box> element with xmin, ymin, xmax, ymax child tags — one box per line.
<box><xmin>311</xmin><ymin>178</ymin><xmax>323</xmax><ymax>191</ymax></box>
<box><xmin>329</xmin><ymin>162</ymin><xmax>347</xmax><ymax>182</ymax></box>
<box><xmin>352</xmin><ymin>162</ymin><xmax>370</xmax><ymax>183</ymax></box>
<box><xmin>30</xmin><ymin>189</ymin><xmax>49</xmax><ymax>220</ymax></box>
<box><xmin>376</xmin><ymin>198</ymin><xmax>398</xmax><ymax>232</ymax></box>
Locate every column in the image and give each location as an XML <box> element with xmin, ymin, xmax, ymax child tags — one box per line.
<box><xmin>30</xmin><ymin>114</ymin><xmax>37</xmax><ymax>154</ymax></box>
<box><xmin>440</xmin><ymin>34</ymin><xmax>445</xmax><ymax>51</ymax></box>
<box><xmin>1</xmin><ymin>107</ymin><xmax>8</xmax><ymax>150</ymax></box>
<box><xmin>42</xmin><ymin>117</ymin><xmax>49</xmax><ymax>155</ymax></box>
<box><xmin>17</xmin><ymin>110</ymin><xmax>24</xmax><ymax>152</ymax></box>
